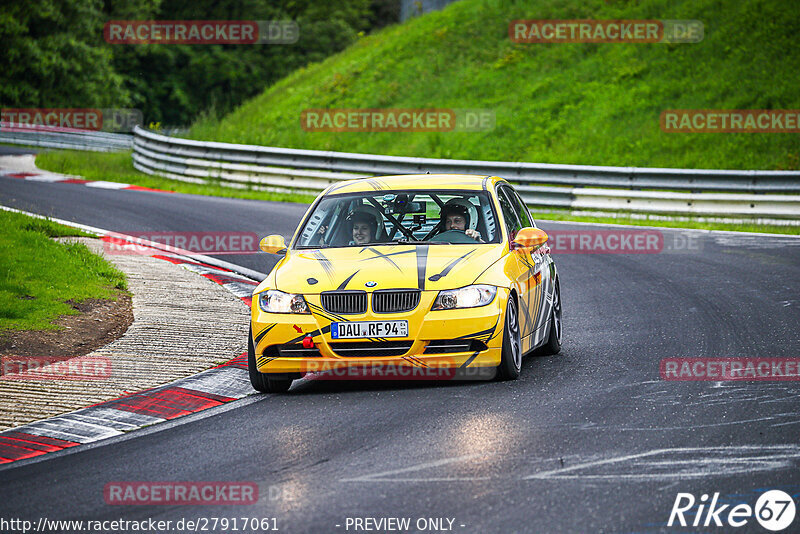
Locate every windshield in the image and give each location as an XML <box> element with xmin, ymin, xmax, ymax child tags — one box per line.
<box><xmin>295</xmin><ymin>190</ymin><xmax>501</xmax><ymax>248</ymax></box>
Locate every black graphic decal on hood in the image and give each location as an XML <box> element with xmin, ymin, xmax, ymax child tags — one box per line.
<box><xmin>311</xmin><ymin>250</ymin><xmax>335</xmax><ymax>281</ymax></box>
<box><xmin>415</xmin><ymin>245</ymin><xmax>429</xmax><ymax>290</ymax></box>
<box><xmin>359</xmin><ymin>247</ymin><xmax>414</xmax><ymax>271</ymax></box>
<box><xmin>428</xmin><ymin>249</ymin><xmax>476</xmax><ymax>282</ymax></box>
<box><xmin>337</xmin><ymin>270</ymin><xmax>360</xmax><ymax>290</ymax></box>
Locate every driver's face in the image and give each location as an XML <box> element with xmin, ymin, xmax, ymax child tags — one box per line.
<box><xmin>445</xmin><ymin>214</ymin><xmax>466</xmax><ymax>231</ymax></box>
<box><xmin>352</xmin><ymin>222</ymin><xmax>372</xmax><ymax>244</ymax></box>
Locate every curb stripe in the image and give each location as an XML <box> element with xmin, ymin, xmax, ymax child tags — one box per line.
<box><xmin>0</xmin><ymin>432</ymin><xmax>79</xmax><ymax>462</ymax></box>
<box><xmin>1</xmin><ymin>171</ymin><xmax>172</xmax><ymax>193</ymax></box>
<box><xmin>106</xmin><ymin>386</ymin><xmax>234</xmax><ymax>420</ymax></box>
<box><xmin>0</xmin><ymin>251</ymin><xmax>257</xmax><ymax>467</ymax></box>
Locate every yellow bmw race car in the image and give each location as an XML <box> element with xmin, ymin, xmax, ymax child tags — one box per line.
<box><xmin>249</xmin><ymin>174</ymin><xmax>562</xmax><ymax>392</ymax></box>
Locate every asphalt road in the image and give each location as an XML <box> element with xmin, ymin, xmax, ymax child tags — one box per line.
<box><xmin>0</xmin><ymin>145</ymin><xmax>39</xmax><ymax>155</ymax></box>
<box><xmin>2</xmin><ymin>176</ymin><xmax>800</xmax><ymax>533</ymax></box>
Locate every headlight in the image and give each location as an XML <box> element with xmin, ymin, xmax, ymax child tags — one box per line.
<box><xmin>258</xmin><ymin>290</ymin><xmax>310</xmax><ymax>314</ymax></box>
<box><xmin>432</xmin><ymin>285</ymin><xmax>497</xmax><ymax>310</ymax></box>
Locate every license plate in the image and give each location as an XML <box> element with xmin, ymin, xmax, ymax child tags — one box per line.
<box><xmin>331</xmin><ymin>320</ymin><xmax>408</xmax><ymax>339</ymax></box>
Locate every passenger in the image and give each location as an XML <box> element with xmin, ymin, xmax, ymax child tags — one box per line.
<box><xmin>348</xmin><ymin>209</ymin><xmax>377</xmax><ymax>245</ymax></box>
<box><xmin>316</xmin><ymin>205</ymin><xmax>383</xmax><ymax>246</ymax></box>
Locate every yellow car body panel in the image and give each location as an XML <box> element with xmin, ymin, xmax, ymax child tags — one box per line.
<box><xmin>250</xmin><ymin>174</ymin><xmax>559</xmax><ymax>379</ymax></box>
<box><xmin>252</xmin><ymin>287</ymin><xmax>509</xmax><ymax>373</ymax></box>
<box><xmin>256</xmin><ymin>244</ymin><xmax>505</xmax><ymax>295</ymax></box>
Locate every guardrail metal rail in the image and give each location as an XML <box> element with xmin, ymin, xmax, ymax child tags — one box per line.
<box><xmin>0</xmin><ymin>127</ymin><xmax>133</xmax><ymax>152</ymax></box>
<box><xmin>6</xmin><ymin>124</ymin><xmax>796</xmax><ymax>220</ymax></box>
<box><xmin>130</xmin><ymin>126</ymin><xmax>800</xmax><ymax>220</ymax></box>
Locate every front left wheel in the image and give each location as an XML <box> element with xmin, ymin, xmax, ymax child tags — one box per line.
<box><xmin>495</xmin><ymin>297</ymin><xmax>522</xmax><ymax>381</ymax></box>
<box><xmin>537</xmin><ymin>279</ymin><xmax>562</xmax><ymax>356</ymax></box>
<box><xmin>248</xmin><ymin>326</ymin><xmax>293</xmax><ymax>393</ymax></box>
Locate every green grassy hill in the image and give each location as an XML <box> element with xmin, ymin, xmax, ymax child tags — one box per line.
<box><xmin>188</xmin><ymin>0</ymin><xmax>799</xmax><ymax>170</ymax></box>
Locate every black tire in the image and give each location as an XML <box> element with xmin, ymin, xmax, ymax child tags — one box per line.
<box><xmin>495</xmin><ymin>297</ymin><xmax>522</xmax><ymax>381</ymax></box>
<box><xmin>248</xmin><ymin>326</ymin><xmax>293</xmax><ymax>393</ymax></box>
<box><xmin>537</xmin><ymin>280</ymin><xmax>562</xmax><ymax>356</ymax></box>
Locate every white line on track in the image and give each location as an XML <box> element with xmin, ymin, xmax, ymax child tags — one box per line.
<box><xmin>341</xmin><ymin>453</ymin><xmax>489</xmax><ymax>482</ymax></box>
<box><xmin>523</xmin><ymin>445</ymin><xmax>800</xmax><ymax>481</ymax></box>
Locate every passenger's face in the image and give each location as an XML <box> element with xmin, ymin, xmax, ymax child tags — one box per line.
<box><xmin>352</xmin><ymin>222</ymin><xmax>372</xmax><ymax>244</ymax></box>
<box><xmin>445</xmin><ymin>214</ymin><xmax>466</xmax><ymax>231</ymax></box>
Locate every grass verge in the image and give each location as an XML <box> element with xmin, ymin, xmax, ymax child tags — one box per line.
<box><xmin>188</xmin><ymin>0</ymin><xmax>800</xmax><ymax>170</ymax></box>
<box><xmin>0</xmin><ymin>210</ymin><xmax>128</xmax><ymax>333</ymax></box>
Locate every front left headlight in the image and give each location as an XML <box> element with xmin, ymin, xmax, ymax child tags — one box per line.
<box><xmin>258</xmin><ymin>290</ymin><xmax>310</xmax><ymax>314</ymax></box>
<box><xmin>432</xmin><ymin>284</ymin><xmax>497</xmax><ymax>310</ymax></box>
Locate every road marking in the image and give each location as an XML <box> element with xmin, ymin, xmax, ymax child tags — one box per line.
<box><xmin>341</xmin><ymin>453</ymin><xmax>488</xmax><ymax>482</ymax></box>
<box><xmin>85</xmin><ymin>180</ymin><xmax>130</xmax><ymax>189</ymax></box>
<box><xmin>523</xmin><ymin>445</ymin><xmax>800</xmax><ymax>481</ymax></box>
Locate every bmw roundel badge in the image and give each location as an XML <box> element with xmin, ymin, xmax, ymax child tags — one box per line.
<box><xmin>365</xmin><ymin>281</ymin><xmax>377</xmax><ymax>288</ymax></box>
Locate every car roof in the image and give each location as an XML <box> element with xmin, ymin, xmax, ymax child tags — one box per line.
<box><xmin>325</xmin><ymin>174</ymin><xmax>507</xmax><ymax>195</ymax></box>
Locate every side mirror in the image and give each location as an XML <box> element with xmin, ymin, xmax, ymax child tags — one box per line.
<box><xmin>260</xmin><ymin>235</ymin><xmax>287</xmax><ymax>255</ymax></box>
<box><xmin>512</xmin><ymin>227</ymin><xmax>548</xmax><ymax>250</ymax></box>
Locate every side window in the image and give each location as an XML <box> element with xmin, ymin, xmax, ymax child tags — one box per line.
<box><xmin>508</xmin><ymin>188</ymin><xmax>533</xmax><ymax>228</ymax></box>
<box><xmin>496</xmin><ymin>187</ymin><xmax>522</xmax><ymax>240</ymax></box>
<box><xmin>299</xmin><ymin>198</ymin><xmax>337</xmax><ymax>245</ymax></box>
<box><xmin>479</xmin><ymin>194</ymin><xmax>497</xmax><ymax>242</ymax></box>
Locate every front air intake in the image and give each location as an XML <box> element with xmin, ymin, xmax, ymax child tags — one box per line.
<box><xmin>329</xmin><ymin>341</ymin><xmax>414</xmax><ymax>357</ymax></box>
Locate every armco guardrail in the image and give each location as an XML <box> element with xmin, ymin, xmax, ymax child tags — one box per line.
<box><xmin>132</xmin><ymin>126</ymin><xmax>800</xmax><ymax>219</ymax></box>
<box><xmin>0</xmin><ymin>127</ymin><xmax>132</xmax><ymax>152</ymax></box>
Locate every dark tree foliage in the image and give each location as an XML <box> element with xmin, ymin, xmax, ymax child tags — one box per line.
<box><xmin>2</xmin><ymin>0</ymin><xmax>400</xmax><ymax>127</ymax></box>
<box><xmin>0</xmin><ymin>0</ymin><xmax>128</xmax><ymax>108</ymax></box>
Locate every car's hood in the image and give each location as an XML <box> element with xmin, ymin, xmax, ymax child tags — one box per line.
<box><xmin>258</xmin><ymin>244</ymin><xmax>506</xmax><ymax>294</ymax></box>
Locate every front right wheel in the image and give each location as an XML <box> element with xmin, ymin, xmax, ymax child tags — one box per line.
<box><xmin>248</xmin><ymin>326</ymin><xmax>293</xmax><ymax>393</ymax></box>
<box><xmin>495</xmin><ymin>297</ymin><xmax>522</xmax><ymax>381</ymax></box>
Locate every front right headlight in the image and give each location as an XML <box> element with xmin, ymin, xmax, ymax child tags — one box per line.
<box><xmin>258</xmin><ymin>290</ymin><xmax>310</xmax><ymax>314</ymax></box>
<box><xmin>432</xmin><ymin>285</ymin><xmax>497</xmax><ymax>310</ymax></box>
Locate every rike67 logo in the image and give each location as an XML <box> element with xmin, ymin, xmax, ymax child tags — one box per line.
<box><xmin>668</xmin><ymin>490</ymin><xmax>796</xmax><ymax>531</ymax></box>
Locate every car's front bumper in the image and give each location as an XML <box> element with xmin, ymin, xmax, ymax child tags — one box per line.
<box><xmin>251</xmin><ymin>288</ymin><xmax>508</xmax><ymax>375</ymax></box>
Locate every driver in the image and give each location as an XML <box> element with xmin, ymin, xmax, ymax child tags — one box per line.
<box><xmin>441</xmin><ymin>200</ymin><xmax>484</xmax><ymax>242</ymax></box>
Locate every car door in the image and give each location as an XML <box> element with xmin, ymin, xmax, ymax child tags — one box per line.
<box><xmin>498</xmin><ymin>184</ymin><xmax>547</xmax><ymax>352</ymax></box>
<box><xmin>495</xmin><ymin>184</ymin><xmax>535</xmax><ymax>348</ymax></box>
